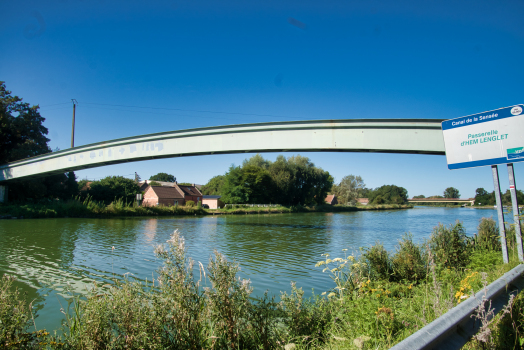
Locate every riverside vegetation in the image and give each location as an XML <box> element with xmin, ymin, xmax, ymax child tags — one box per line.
<box><xmin>1</xmin><ymin>218</ymin><xmax>524</xmax><ymax>349</ymax></box>
<box><xmin>0</xmin><ymin>196</ymin><xmax>412</xmax><ymax>219</ymax></box>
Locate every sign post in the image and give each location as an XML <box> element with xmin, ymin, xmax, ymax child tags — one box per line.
<box><xmin>492</xmin><ymin>165</ymin><xmax>508</xmax><ymax>263</ymax></box>
<box><xmin>508</xmin><ymin>163</ymin><xmax>523</xmax><ymax>261</ymax></box>
<box><xmin>442</xmin><ymin>105</ymin><xmax>524</xmax><ymax>262</ymax></box>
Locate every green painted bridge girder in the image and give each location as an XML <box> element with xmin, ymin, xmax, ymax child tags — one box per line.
<box><xmin>0</xmin><ymin>119</ymin><xmax>446</xmax><ymax>182</ymax></box>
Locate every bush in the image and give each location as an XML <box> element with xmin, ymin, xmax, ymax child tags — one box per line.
<box><xmin>429</xmin><ymin>221</ymin><xmax>471</xmax><ymax>269</ymax></box>
<box><xmin>475</xmin><ymin>217</ymin><xmax>501</xmax><ymax>252</ymax></box>
<box><xmin>391</xmin><ymin>233</ymin><xmax>426</xmax><ymax>282</ymax></box>
<box><xmin>363</xmin><ymin>242</ymin><xmax>392</xmax><ymax>281</ymax></box>
<box><xmin>0</xmin><ymin>275</ymin><xmax>30</xmax><ymax>345</ymax></box>
<box><xmin>185</xmin><ymin>200</ymin><xmax>195</xmax><ymax>207</ymax></box>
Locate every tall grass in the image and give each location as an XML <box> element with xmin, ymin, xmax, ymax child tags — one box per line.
<box><xmin>1</xmin><ymin>218</ymin><xmax>523</xmax><ymax>349</ymax></box>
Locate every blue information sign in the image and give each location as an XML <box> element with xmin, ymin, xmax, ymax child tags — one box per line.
<box><xmin>442</xmin><ymin>105</ymin><xmax>524</xmax><ymax>170</ymax></box>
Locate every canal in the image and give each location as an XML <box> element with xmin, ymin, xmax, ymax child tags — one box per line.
<box><xmin>0</xmin><ymin>206</ymin><xmax>498</xmax><ymax>332</ymax></box>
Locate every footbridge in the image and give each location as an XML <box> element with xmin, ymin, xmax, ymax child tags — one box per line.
<box><xmin>408</xmin><ymin>198</ymin><xmax>475</xmax><ymax>205</ymax></box>
<box><xmin>0</xmin><ymin>119</ymin><xmax>445</xmax><ymax>182</ymax></box>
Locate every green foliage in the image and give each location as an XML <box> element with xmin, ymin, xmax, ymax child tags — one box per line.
<box><xmin>149</xmin><ymin>172</ymin><xmax>175</xmax><ymax>182</ymax></box>
<box><xmin>81</xmin><ymin>176</ymin><xmax>141</xmax><ymax>204</ymax></box>
<box><xmin>429</xmin><ymin>221</ymin><xmax>471</xmax><ymax>269</ymax></box>
<box><xmin>0</xmin><ymin>82</ymin><xmax>51</xmax><ymax>164</ymax></box>
<box><xmin>368</xmin><ymin>185</ymin><xmax>409</xmax><ymax>205</ymax></box>
<box><xmin>391</xmin><ymin>233</ymin><xmax>426</xmax><ymax>282</ymax></box>
<box><xmin>331</xmin><ymin>175</ymin><xmax>366</xmax><ymax>205</ymax></box>
<box><xmin>280</xmin><ymin>283</ymin><xmax>332</xmax><ymax>347</ymax></box>
<box><xmin>149</xmin><ymin>180</ymin><xmax>161</xmax><ymax>186</ymax></box>
<box><xmin>502</xmin><ymin>189</ymin><xmax>524</xmax><ymax>206</ymax></box>
<box><xmin>0</xmin><ymin>275</ymin><xmax>30</xmax><ymax>346</ymax></box>
<box><xmin>475</xmin><ymin>217</ymin><xmax>501</xmax><ymax>252</ymax></box>
<box><xmin>201</xmin><ymin>175</ymin><xmax>225</xmax><ymax>195</ymax></box>
<box><xmin>8</xmin><ymin>171</ymin><xmax>79</xmax><ymax>202</ymax></box>
<box><xmin>363</xmin><ymin>242</ymin><xmax>392</xmax><ymax>281</ymax></box>
<box><xmin>413</xmin><ymin>195</ymin><xmax>425</xmax><ymax>199</ymax></box>
<box><xmin>209</xmin><ymin>154</ymin><xmax>333</xmax><ymax>205</ymax></box>
<box><xmin>443</xmin><ymin>187</ymin><xmax>460</xmax><ymax>198</ymax></box>
<box><xmin>185</xmin><ymin>200</ymin><xmax>195</xmax><ymax>207</ymax></box>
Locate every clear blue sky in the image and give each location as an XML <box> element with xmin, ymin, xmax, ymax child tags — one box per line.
<box><xmin>1</xmin><ymin>0</ymin><xmax>523</xmax><ymax>198</ymax></box>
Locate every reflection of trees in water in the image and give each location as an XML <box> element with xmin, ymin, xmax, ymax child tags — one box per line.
<box><xmin>216</xmin><ymin>214</ymin><xmax>336</xmax><ymax>273</ymax></box>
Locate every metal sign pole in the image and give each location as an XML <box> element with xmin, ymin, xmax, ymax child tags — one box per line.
<box><xmin>507</xmin><ymin>163</ymin><xmax>523</xmax><ymax>261</ymax></box>
<box><xmin>492</xmin><ymin>165</ymin><xmax>509</xmax><ymax>263</ymax></box>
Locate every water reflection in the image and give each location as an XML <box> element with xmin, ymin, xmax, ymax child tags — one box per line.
<box><xmin>0</xmin><ymin>207</ymin><xmax>497</xmax><ymax>331</ymax></box>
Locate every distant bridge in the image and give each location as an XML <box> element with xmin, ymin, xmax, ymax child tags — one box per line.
<box><xmin>0</xmin><ymin>119</ymin><xmax>445</xmax><ymax>182</ymax></box>
<box><xmin>408</xmin><ymin>198</ymin><xmax>475</xmax><ymax>206</ymax></box>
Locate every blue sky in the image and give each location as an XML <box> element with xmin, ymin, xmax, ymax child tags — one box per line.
<box><xmin>1</xmin><ymin>0</ymin><xmax>523</xmax><ymax>198</ymax></box>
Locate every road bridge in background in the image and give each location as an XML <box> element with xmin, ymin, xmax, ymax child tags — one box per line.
<box><xmin>0</xmin><ymin>119</ymin><xmax>445</xmax><ymax>182</ymax></box>
<box><xmin>408</xmin><ymin>198</ymin><xmax>475</xmax><ymax>206</ymax></box>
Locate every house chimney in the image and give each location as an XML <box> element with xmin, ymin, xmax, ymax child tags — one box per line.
<box><xmin>192</xmin><ymin>183</ymin><xmax>195</xmax><ymax>187</ymax></box>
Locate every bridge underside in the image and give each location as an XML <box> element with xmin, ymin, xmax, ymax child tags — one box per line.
<box><xmin>0</xmin><ymin>119</ymin><xmax>446</xmax><ymax>182</ymax></box>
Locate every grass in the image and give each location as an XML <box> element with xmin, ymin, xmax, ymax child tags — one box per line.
<box><xmin>1</xmin><ymin>218</ymin><xmax>522</xmax><ymax>349</ymax></box>
<box><xmin>0</xmin><ymin>198</ymin><xmax>412</xmax><ymax>219</ymax></box>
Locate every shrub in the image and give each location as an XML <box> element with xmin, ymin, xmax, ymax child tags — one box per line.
<box><xmin>280</xmin><ymin>283</ymin><xmax>332</xmax><ymax>347</ymax></box>
<box><xmin>475</xmin><ymin>217</ymin><xmax>501</xmax><ymax>252</ymax></box>
<box><xmin>391</xmin><ymin>233</ymin><xmax>426</xmax><ymax>282</ymax></box>
<box><xmin>185</xmin><ymin>200</ymin><xmax>195</xmax><ymax>207</ymax></box>
<box><xmin>0</xmin><ymin>275</ymin><xmax>30</xmax><ymax>346</ymax></box>
<box><xmin>363</xmin><ymin>242</ymin><xmax>392</xmax><ymax>281</ymax></box>
<box><xmin>429</xmin><ymin>221</ymin><xmax>471</xmax><ymax>269</ymax></box>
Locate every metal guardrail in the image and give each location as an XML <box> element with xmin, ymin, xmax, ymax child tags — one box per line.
<box><xmin>390</xmin><ymin>264</ymin><xmax>524</xmax><ymax>350</ymax></box>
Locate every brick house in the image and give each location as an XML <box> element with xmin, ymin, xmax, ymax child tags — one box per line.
<box><xmin>177</xmin><ymin>184</ymin><xmax>203</xmax><ymax>205</ymax></box>
<box><xmin>142</xmin><ymin>183</ymin><xmax>203</xmax><ymax>207</ymax></box>
<box><xmin>325</xmin><ymin>194</ymin><xmax>338</xmax><ymax>205</ymax></box>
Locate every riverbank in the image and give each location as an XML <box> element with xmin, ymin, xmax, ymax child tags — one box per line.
<box><xmin>2</xmin><ymin>218</ymin><xmax>522</xmax><ymax>349</ymax></box>
<box><xmin>0</xmin><ymin>198</ymin><xmax>413</xmax><ymax>219</ymax></box>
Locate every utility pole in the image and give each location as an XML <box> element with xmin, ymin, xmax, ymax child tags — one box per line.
<box><xmin>71</xmin><ymin>99</ymin><xmax>78</xmax><ymax>148</ymax></box>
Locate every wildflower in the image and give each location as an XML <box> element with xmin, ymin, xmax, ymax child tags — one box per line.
<box><xmin>328</xmin><ymin>292</ymin><xmax>336</xmax><ymax>298</ymax></box>
<box><xmin>333</xmin><ymin>257</ymin><xmax>344</xmax><ymax>262</ymax></box>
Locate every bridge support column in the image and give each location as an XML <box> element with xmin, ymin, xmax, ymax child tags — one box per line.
<box><xmin>0</xmin><ymin>185</ymin><xmax>7</xmax><ymax>203</ymax></box>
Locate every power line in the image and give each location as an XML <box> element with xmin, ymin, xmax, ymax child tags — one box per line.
<box><xmin>82</xmin><ymin>102</ymin><xmax>300</xmax><ymax>120</ymax></box>
<box><xmin>38</xmin><ymin>102</ymin><xmax>70</xmax><ymax>107</ymax></box>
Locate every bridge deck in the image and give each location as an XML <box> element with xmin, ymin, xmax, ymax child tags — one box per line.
<box><xmin>0</xmin><ymin>118</ymin><xmax>445</xmax><ymax>181</ymax></box>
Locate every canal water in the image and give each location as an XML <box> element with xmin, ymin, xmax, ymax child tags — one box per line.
<box><xmin>0</xmin><ymin>206</ymin><xmax>498</xmax><ymax>332</ymax></box>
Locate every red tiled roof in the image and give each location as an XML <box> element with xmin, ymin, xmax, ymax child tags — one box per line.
<box><xmin>325</xmin><ymin>194</ymin><xmax>336</xmax><ymax>204</ymax></box>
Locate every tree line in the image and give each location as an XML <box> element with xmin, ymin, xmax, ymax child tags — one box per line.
<box><xmin>202</xmin><ymin>154</ymin><xmax>333</xmax><ymax>206</ymax></box>
<box><xmin>202</xmin><ymin>154</ymin><xmax>409</xmax><ymax>206</ymax></box>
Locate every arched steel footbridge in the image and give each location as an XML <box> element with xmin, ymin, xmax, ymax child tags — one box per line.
<box><xmin>0</xmin><ymin>119</ymin><xmax>445</xmax><ymax>182</ymax></box>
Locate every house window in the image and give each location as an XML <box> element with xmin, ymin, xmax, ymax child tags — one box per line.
<box><xmin>174</xmin><ymin>200</ymin><xmax>178</xmax><ymax>205</ymax></box>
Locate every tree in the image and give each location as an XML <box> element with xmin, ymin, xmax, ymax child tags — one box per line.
<box><xmin>217</xmin><ymin>154</ymin><xmax>333</xmax><ymax>205</ymax></box>
<box><xmin>1</xmin><ymin>82</ymin><xmax>78</xmax><ymax>201</ymax></box>
<box><xmin>0</xmin><ymin>82</ymin><xmax>51</xmax><ymax>164</ymax></box>
<box><xmin>443</xmin><ymin>187</ymin><xmax>460</xmax><ymax>199</ymax></box>
<box><xmin>149</xmin><ymin>172</ymin><xmax>176</xmax><ymax>183</ymax></box>
<box><xmin>413</xmin><ymin>195</ymin><xmax>425</xmax><ymax>199</ymax></box>
<box><xmin>474</xmin><ymin>188</ymin><xmax>495</xmax><ymax>206</ymax></box>
<box><xmin>332</xmin><ymin>175</ymin><xmax>366</xmax><ymax>205</ymax></box>
<box><xmin>201</xmin><ymin>175</ymin><xmax>225</xmax><ymax>195</ymax></box>
<box><xmin>368</xmin><ymin>185</ymin><xmax>408</xmax><ymax>205</ymax></box>
<box><xmin>82</xmin><ymin>176</ymin><xmax>140</xmax><ymax>204</ymax></box>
